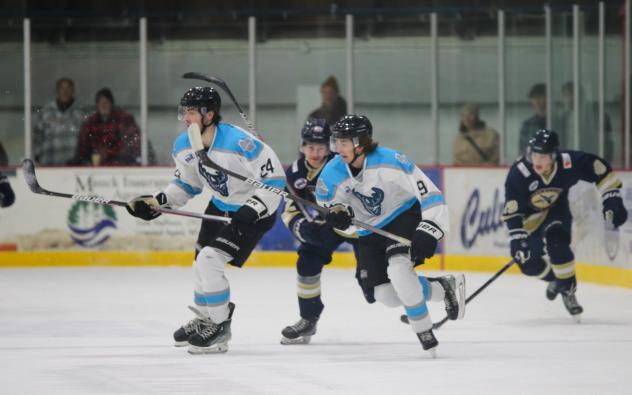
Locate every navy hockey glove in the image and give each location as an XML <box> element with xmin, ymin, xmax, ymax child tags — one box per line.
<box><xmin>325</xmin><ymin>204</ymin><xmax>354</xmax><ymax>230</ymax></box>
<box><xmin>411</xmin><ymin>220</ymin><xmax>444</xmax><ymax>264</ymax></box>
<box><xmin>602</xmin><ymin>190</ymin><xmax>628</xmax><ymax>228</ymax></box>
<box><xmin>509</xmin><ymin>229</ymin><xmax>530</xmax><ymax>264</ymax></box>
<box><xmin>126</xmin><ymin>193</ymin><xmax>167</xmax><ymax>221</ymax></box>
<box><xmin>233</xmin><ymin>197</ymin><xmax>267</xmax><ymax>235</ymax></box>
<box><xmin>290</xmin><ymin>216</ymin><xmax>340</xmax><ymax>246</ymax></box>
<box><xmin>0</xmin><ymin>174</ymin><xmax>15</xmax><ymax>208</ymax></box>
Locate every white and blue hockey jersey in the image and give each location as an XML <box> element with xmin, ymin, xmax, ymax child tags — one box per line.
<box><xmin>161</xmin><ymin>122</ymin><xmax>286</xmax><ymax>215</ymax></box>
<box><xmin>315</xmin><ymin>146</ymin><xmax>449</xmax><ymax>237</ymax></box>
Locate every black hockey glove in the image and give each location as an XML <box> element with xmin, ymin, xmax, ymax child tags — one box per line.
<box><xmin>290</xmin><ymin>216</ymin><xmax>340</xmax><ymax>246</ymax></box>
<box><xmin>232</xmin><ymin>197</ymin><xmax>268</xmax><ymax>236</ymax></box>
<box><xmin>509</xmin><ymin>229</ymin><xmax>530</xmax><ymax>264</ymax></box>
<box><xmin>0</xmin><ymin>174</ymin><xmax>15</xmax><ymax>208</ymax></box>
<box><xmin>325</xmin><ymin>204</ymin><xmax>354</xmax><ymax>230</ymax></box>
<box><xmin>126</xmin><ymin>193</ymin><xmax>168</xmax><ymax>221</ymax></box>
<box><xmin>411</xmin><ymin>220</ymin><xmax>444</xmax><ymax>264</ymax></box>
<box><xmin>602</xmin><ymin>190</ymin><xmax>628</xmax><ymax>228</ymax></box>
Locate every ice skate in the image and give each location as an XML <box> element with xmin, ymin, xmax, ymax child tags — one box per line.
<box><xmin>435</xmin><ymin>274</ymin><xmax>466</xmax><ymax>320</ymax></box>
<box><xmin>417</xmin><ymin>329</ymin><xmax>438</xmax><ymax>358</ymax></box>
<box><xmin>546</xmin><ymin>280</ymin><xmax>559</xmax><ymax>301</ymax></box>
<box><xmin>187</xmin><ymin>303</ymin><xmax>236</xmax><ymax>354</ymax></box>
<box><xmin>280</xmin><ymin>317</ymin><xmax>318</xmax><ymax>345</ymax></box>
<box><xmin>173</xmin><ymin>305</ymin><xmax>209</xmax><ymax>347</ymax></box>
<box><xmin>561</xmin><ymin>288</ymin><xmax>583</xmax><ymax>323</ymax></box>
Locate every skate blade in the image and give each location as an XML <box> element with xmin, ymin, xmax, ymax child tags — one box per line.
<box><xmin>187</xmin><ymin>343</ymin><xmax>229</xmax><ymax>354</ymax></box>
<box><xmin>174</xmin><ymin>341</ymin><xmax>189</xmax><ymax>347</ymax></box>
<box><xmin>280</xmin><ymin>335</ymin><xmax>311</xmax><ymax>345</ymax></box>
<box><xmin>572</xmin><ymin>314</ymin><xmax>582</xmax><ymax>324</ymax></box>
<box><xmin>455</xmin><ymin>274</ymin><xmax>466</xmax><ymax>320</ymax></box>
<box><xmin>426</xmin><ymin>347</ymin><xmax>437</xmax><ymax>358</ymax></box>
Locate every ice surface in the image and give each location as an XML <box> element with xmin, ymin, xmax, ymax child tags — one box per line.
<box><xmin>0</xmin><ymin>267</ymin><xmax>631</xmax><ymax>394</ymax></box>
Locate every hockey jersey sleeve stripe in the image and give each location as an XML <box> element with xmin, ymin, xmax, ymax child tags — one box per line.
<box><xmin>212</xmin><ymin>197</ymin><xmax>241</xmax><ymax>213</ymax></box>
<box><xmin>596</xmin><ymin>172</ymin><xmax>622</xmax><ymax>193</ymax></box>
<box><xmin>356</xmin><ymin>197</ymin><xmax>418</xmax><ymax>237</ymax></box>
<box><xmin>420</xmin><ymin>194</ymin><xmax>445</xmax><ymax>210</ymax></box>
<box><xmin>172</xmin><ymin>178</ymin><xmax>202</xmax><ymax>196</ymax></box>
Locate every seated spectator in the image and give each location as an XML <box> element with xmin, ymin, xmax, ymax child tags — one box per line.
<box><xmin>0</xmin><ymin>142</ymin><xmax>15</xmax><ymax>208</ymax></box>
<box><xmin>453</xmin><ymin>103</ymin><xmax>500</xmax><ymax>165</ymax></box>
<box><xmin>518</xmin><ymin>83</ymin><xmax>549</xmax><ymax>155</ymax></box>
<box><xmin>73</xmin><ymin>88</ymin><xmax>145</xmax><ymax>166</ymax></box>
<box><xmin>33</xmin><ymin>77</ymin><xmax>86</xmax><ymax>165</ymax></box>
<box><xmin>308</xmin><ymin>75</ymin><xmax>347</xmax><ymax>126</ymax></box>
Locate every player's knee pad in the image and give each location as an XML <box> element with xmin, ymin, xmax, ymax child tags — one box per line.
<box><xmin>195</xmin><ymin>246</ymin><xmax>230</xmax><ymax>278</ymax></box>
<box><xmin>296</xmin><ymin>252</ymin><xmax>326</xmax><ymax>277</ymax></box>
<box><xmin>544</xmin><ymin>223</ymin><xmax>574</xmax><ymax>264</ymax></box>
<box><xmin>386</xmin><ymin>254</ymin><xmax>423</xmax><ymax>305</ymax></box>
<box><xmin>374</xmin><ymin>283</ymin><xmax>401</xmax><ymax>307</ymax></box>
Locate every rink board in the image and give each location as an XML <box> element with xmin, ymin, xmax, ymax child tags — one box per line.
<box><xmin>1</xmin><ymin>166</ymin><xmax>631</xmax><ymax>288</ymax></box>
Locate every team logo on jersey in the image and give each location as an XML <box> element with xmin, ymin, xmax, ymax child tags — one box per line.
<box><xmin>352</xmin><ymin>187</ymin><xmax>385</xmax><ymax>216</ymax></box>
<box><xmin>294</xmin><ymin>178</ymin><xmax>307</xmax><ymax>190</ymax></box>
<box><xmin>528</xmin><ymin>180</ymin><xmax>539</xmax><ymax>191</ymax></box>
<box><xmin>184</xmin><ymin>153</ymin><xmax>195</xmax><ymax>163</ymax></box>
<box><xmin>239</xmin><ymin>137</ymin><xmax>256</xmax><ymax>153</ymax></box>
<box><xmin>395</xmin><ymin>153</ymin><xmax>410</xmax><ymax>166</ymax></box>
<box><xmin>198</xmin><ymin>162</ymin><xmax>229</xmax><ymax>196</ymax></box>
<box><xmin>529</xmin><ymin>187</ymin><xmax>562</xmax><ymax>210</ymax></box>
<box><xmin>316</xmin><ymin>178</ymin><xmax>328</xmax><ymax>197</ymax></box>
<box><xmin>593</xmin><ymin>159</ymin><xmax>607</xmax><ymax>175</ymax></box>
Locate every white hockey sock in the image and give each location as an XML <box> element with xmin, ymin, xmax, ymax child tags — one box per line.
<box><xmin>193</xmin><ymin>246</ymin><xmax>232</xmax><ymax>323</ymax></box>
<box><xmin>387</xmin><ymin>254</ymin><xmax>432</xmax><ymax>333</ymax></box>
<box><xmin>374</xmin><ymin>283</ymin><xmax>402</xmax><ymax>307</ymax></box>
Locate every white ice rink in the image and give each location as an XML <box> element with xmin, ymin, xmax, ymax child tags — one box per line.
<box><xmin>1</xmin><ymin>267</ymin><xmax>631</xmax><ymax>395</ymax></box>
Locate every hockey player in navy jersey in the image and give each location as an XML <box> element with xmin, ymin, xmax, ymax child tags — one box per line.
<box><xmin>280</xmin><ymin>118</ymin><xmax>369</xmax><ymax>345</ymax></box>
<box><xmin>126</xmin><ymin>87</ymin><xmax>286</xmax><ymax>353</ymax></box>
<box><xmin>502</xmin><ymin>129</ymin><xmax>627</xmax><ymax>321</ymax></box>
<box><xmin>316</xmin><ymin>114</ymin><xmax>466</xmax><ymax>355</ymax></box>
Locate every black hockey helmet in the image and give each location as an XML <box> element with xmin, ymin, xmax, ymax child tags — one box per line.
<box><xmin>528</xmin><ymin>129</ymin><xmax>559</xmax><ymax>155</ymax></box>
<box><xmin>301</xmin><ymin>118</ymin><xmax>331</xmax><ymax>145</ymax></box>
<box><xmin>178</xmin><ymin>86</ymin><xmax>221</xmax><ymax>122</ymax></box>
<box><xmin>331</xmin><ymin>115</ymin><xmax>372</xmax><ymax>140</ymax></box>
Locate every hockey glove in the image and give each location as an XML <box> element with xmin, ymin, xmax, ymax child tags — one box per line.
<box><xmin>411</xmin><ymin>220</ymin><xmax>444</xmax><ymax>264</ymax></box>
<box><xmin>290</xmin><ymin>216</ymin><xmax>340</xmax><ymax>246</ymax></box>
<box><xmin>232</xmin><ymin>197</ymin><xmax>267</xmax><ymax>236</ymax></box>
<box><xmin>325</xmin><ymin>204</ymin><xmax>354</xmax><ymax>230</ymax></box>
<box><xmin>602</xmin><ymin>190</ymin><xmax>628</xmax><ymax>228</ymax></box>
<box><xmin>509</xmin><ymin>229</ymin><xmax>530</xmax><ymax>264</ymax></box>
<box><xmin>0</xmin><ymin>174</ymin><xmax>15</xmax><ymax>208</ymax></box>
<box><xmin>126</xmin><ymin>193</ymin><xmax>168</xmax><ymax>221</ymax></box>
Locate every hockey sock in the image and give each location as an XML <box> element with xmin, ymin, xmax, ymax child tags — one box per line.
<box><xmin>193</xmin><ymin>246</ymin><xmax>232</xmax><ymax>323</ymax></box>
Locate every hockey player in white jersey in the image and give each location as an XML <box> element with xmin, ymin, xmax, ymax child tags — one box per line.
<box><xmin>126</xmin><ymin>86</ymin><xmax>285</xmax><ymax>354</ymax></box>
<box><xmin>316</xmin><ymin>115</ymin><xmax>465</xmax><ymax>355</ymax></box>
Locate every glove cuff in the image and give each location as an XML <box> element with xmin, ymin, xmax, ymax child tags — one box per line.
<box><xmin>509</xmin><ymin>228</ymin><xmax>528</xmax><ymax>241</ymax></box>
<box><xmin>602</xmin><ymin>189</ymin><xmax>622</xmax><ymax>202</ymax></box>
<box><xmin>244</xmin><ymin>196</ymin><xmax>268</xmax><ymax>218</ymax></box>
<box><xmin>291</xmin><ymin>217</ymin><xmax>307</xmax><ymax>243</ymax></box>
<box><xmin>416</xmin><ymin>220</ymin><xmax>444</xmax><ymax>241</ymax></box>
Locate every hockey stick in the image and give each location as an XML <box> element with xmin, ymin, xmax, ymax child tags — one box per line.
<box><xmin>400</xmin><ymin>259</ymin><xmax>517</xmax><ymax>329</ymax></box>
<box><xmin>182</xmin><ymin>71</ymin><xmax>316</xmax><ymax>223</ymax></box>
<box><xmin>21</xmin><ymin>159</ymin><xmax>231</xmax><ymax>224</ymax></box>
<box><xmin>186</xmin><ymin>124</ymin><xmax>411</xmax><ymax>246</ymax></box>
<box><xmin>182</xmin><ymin>72</ymin><xmax>259</xmax><ymax>140</ymax></box>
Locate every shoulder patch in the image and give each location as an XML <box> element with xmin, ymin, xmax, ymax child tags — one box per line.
<box><xmin>562</xmin><ymin>153</ymin><xmax>572</xmax><ymax>169</ymax></box>
<box><xmin>517</xmin><ymin>162</ymin><xmax>531</xmax><ymax>178</ymax></box>
<box><xmin>593</xmin><ymin>159</ymin><xmax>607</xmax><ymax>175</ymax></box>
<box><xmin>238</xmin><ymin>137</ymin><xmax>256</xmax><ymax>153</ymax></box>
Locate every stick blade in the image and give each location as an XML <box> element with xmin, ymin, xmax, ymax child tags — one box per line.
<box><xmin>182</xmin><ymin>72</ymin><xmax>212</xmax><ymax>83</ymax></box>
<box><xmin>187</xmin><ymin>123</ymin><xmax>204</xmax><ymax>151</ymax></box>
<box><xmin>21</xmin><ymin>158</ymin><xmax>43</xmax><ymax>193</ymax></box>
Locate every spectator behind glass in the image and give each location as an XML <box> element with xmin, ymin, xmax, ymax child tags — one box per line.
<box><xmin>519</xmin><ymin>83</ymin><xmax>549</xmax><ymax>155</ymax></box>
<box><xmin>0</xmin><ymin>141</ymin><xmax>15</xmax><ymax>208</ymax></box>
<box><xmin>558</xmin><ymin>82</ymin><xmax>614</xmax><ymax>160</ymax></box>
<box><xmin>74</xmin><ymin>88</ymin><xmax>151</xmax><ymax>166</ymax></box>
<box><xmin>308</xmin><ymin>75</ymin><xmax>347</xmax><ymax>126</ymax></box>
<box><xmin>453</xmin><ymin>103</ymin><xmax>500</xmax><ymax>165</ymax></box>
<box><xmin>33</xmin><ymin>77</ymin><xmax>86</xmax><ymax>165</ymax></box>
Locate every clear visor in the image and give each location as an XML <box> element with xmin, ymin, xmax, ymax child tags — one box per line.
<box><xmin>525</xmin><ymin>146</ymin><xmax>556</xmax><ymax>163</ymax></box>
<box><xmin>177</xmin><ymin>105</ymin><xmax>208</xmax><ymax>121</ymax></box>
<box><xmin>329</xmin><ymin>136</ymin><xmax>359</xmax><ymax>153</ymax></box>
